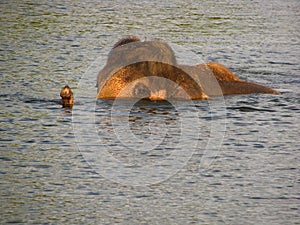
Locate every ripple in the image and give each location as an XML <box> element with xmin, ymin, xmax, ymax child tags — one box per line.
<box><xmin>1</xmin><ymin>0</ymin><xmax>299</xmax><ymax>224</ymax></box>
<box><xmin>228</xmin><ymin>106</ymin><xmax>276</xmax><ymax>112</ymax></box>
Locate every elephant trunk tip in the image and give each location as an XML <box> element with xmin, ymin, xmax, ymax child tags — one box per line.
<box><xmin>60</xmin><ymin>85</ymin><xmax>74</xmax><ymax>108</ymax></box>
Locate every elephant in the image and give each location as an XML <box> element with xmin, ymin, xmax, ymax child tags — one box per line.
<box><xmin>60</xmin><ymin>36</ymin><xmax>279</xmax><ymax>108</ymax></box>
<box><xmin>96</xmin><ymin>36</ymin><xmax>279</xmax><ymax>100</ymax></box>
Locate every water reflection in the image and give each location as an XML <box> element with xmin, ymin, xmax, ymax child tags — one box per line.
<box><xmin>91</xmin><ymin>99</ymin><xmax>204</xmax><ymax>185</ymax></box>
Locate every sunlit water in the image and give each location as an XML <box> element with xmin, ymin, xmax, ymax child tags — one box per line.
<box><xmin>1</xmin><ymin>0</ymin><xmax>299</xmax><ymax>224</ymax></box>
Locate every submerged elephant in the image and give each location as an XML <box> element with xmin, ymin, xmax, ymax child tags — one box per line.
<box><xmin>61</xmin><ymin>36</ymin><xmax>279</xmax><ymax>107</ymax></box>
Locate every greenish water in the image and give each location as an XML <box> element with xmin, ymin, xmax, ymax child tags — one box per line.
<box><xmin>1</xmin><ymin>0</ymin><xmax>299</xmax><ymax>224</ymax></box>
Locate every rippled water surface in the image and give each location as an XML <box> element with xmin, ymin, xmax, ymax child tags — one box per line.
<box><xmin>1</xmin><ymin>0</ymin><xmax>299</xmax><ymax>224</ymax></box>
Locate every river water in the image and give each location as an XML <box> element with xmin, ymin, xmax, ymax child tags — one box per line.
<box><xmin>1</xmin><ymin>0</ymin><xmax>299</xmax><ymax>224</ymax></box>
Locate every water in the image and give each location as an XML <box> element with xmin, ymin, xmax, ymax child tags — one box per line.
<box><xmin>1</xmin><ymin>0</ymin><xmax>299</xmax><ymax>224</ymax></box>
